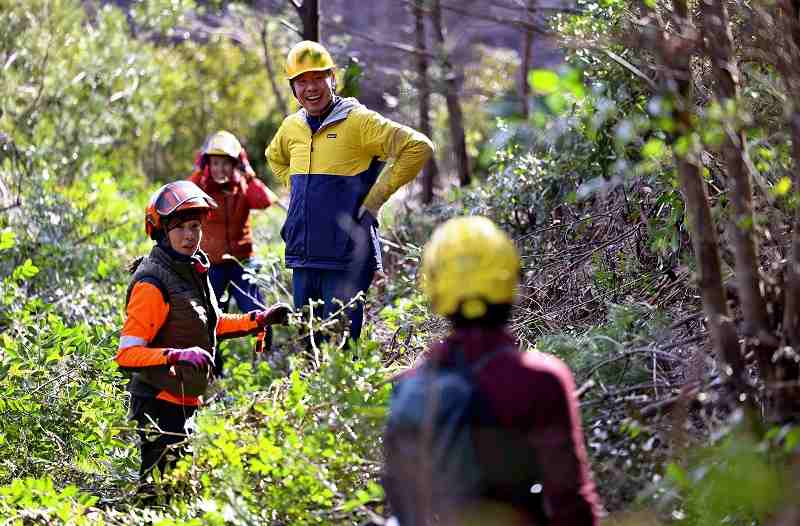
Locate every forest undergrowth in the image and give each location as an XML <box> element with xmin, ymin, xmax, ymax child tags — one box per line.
<box><xmin>3</xmin><ymin>0</ymin><xmax>800</xmax><ymax>524</ymax></box>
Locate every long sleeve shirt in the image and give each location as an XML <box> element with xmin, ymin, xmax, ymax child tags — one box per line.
<box><xmin>388</xmin><ymin>327</ymin><xmax>601</xmax><ymax>525</ymax></box>
<box><xmin>117</xmin><ymin>280</ymin><xmax>259</xmax><ymax>406</ymax></box>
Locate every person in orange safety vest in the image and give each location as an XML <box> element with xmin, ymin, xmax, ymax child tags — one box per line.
<box><xmin>116</xmin><ymin>180</ymin><xmax>290</xmax><ymax>489</ymax></box>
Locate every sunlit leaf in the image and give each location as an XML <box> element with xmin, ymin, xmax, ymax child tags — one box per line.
<box><xmin>529</xmin><ymin>69</ymin><xmax>559</xmax><ymax>95</ymax></box>
<box><xmin>642</xmin><ymin>138</ymin><xmax>665</xmax><ymax>159</ymax></box>
<box><xmin>12</xmin><ymin>259</ymin><xmax>39</xmax><ymax>281</ymax></box>
<box><xmin>774</xmin><ymin>177</ymin><xmax>792</xmax><ymax>196</ymax></box>
<box><xmin>0</xmin><ymin>229</ymin><xmax>15</xmax><ymax>251</ymax></box>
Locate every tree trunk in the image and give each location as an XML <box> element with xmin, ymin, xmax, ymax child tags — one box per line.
<box><xmin>774</xmin><ymin>0</ymin><xmax>800</xmax><ymax>421</ymax></box>
<box><xmin>430</xmin><ymin>0</ymin><xmax>471</xmax><ymax>187</ymax></box>
<box><xmin>778</xmin><ymin>0</ymin><xmax>800</xmax><ymax>348</ymax></box>
<box><xmin>783</xmin><ymin>116</ymin><xmax>800</xmax><ymax>348</ymax></box>
<box><xmin>702</xmin><ymin>0</ymin><xmax>771</xmax><ymax>342</ymax></box>
<box><xmin>414</xmin><ymin>0</ymin><xmax>439</xmax><ymax>203</ymax></box>
<box><xmin>661</xmin><ymin>0</ymin><xmax>748</xmax><ymax>392</ymax></box>
<box><xmin>519</xmin><ymin>0</ymin><xmax>536</xmax><ymax>118</ymax></box>
<box><xmin>292</xmin><ymin>0</ymin><xmax>319</xmax><ymax>42</ymax></box>
<box><xmin>261</xmin><ymin>20</ymin><xmax>289</xmax><ymax>116</ymax></box>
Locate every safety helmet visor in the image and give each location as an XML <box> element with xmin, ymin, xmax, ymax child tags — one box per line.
<box><xmin>152</xmin><ymin>180</ymin><xmax>218</xmax><ymax>217</ymax></box>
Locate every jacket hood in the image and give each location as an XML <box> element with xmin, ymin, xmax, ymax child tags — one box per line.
<box><xmin>296</xmin><ymin>97</ymin><xmax>362</xmax><ymax>131</ymax></box>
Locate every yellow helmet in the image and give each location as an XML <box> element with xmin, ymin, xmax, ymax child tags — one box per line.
<box><xmin>285</xmin><ymin>40</ymin><xmax>336</xmax><ymax>80</ymax></box>
<box><xmin>420</xmin><ymin>216</ymin><xmax>520</xmax><ymax>319</ymax></box>
<box><xmin>201</xmin><ymin>130</ymin><xmax>242</xmax><ymax>160</ymax></box>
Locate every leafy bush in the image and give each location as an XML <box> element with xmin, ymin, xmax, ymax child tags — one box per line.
<box><xmin>159</xmin><ymin>339</ymin><xmax>391</xmax><ymax>525</ymax></box>
<box><xmin>0</xmin><ymin>283</ymin><xmax>131</xmax><ymax>488</ymax></box>
<box><xmin>648</xmin><ymin>422</ymin><xmax>798</xmax><ymax>525</ymax></box>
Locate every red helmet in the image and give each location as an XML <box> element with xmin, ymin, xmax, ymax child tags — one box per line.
<box><xmin>145</xmin><ymin>181</ymin><xmax>218</xmax><ymax>240</ymax></box>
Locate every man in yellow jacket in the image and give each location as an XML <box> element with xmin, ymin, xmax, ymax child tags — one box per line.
<box><xmin>267</xmin><ymin>41</ymin><xmax>434</xmax><ymax>342</ymax></box>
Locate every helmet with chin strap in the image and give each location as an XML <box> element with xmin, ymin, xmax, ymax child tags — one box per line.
<box><xmin>145</xmin><ymin>181</ymin><xmax>218</xmax><ymax>240</ymax></box>
<box><xmin>200</xmin><ymin>130</ymin><xmax>242</xmax><ymax>162</ymax></box>
<box><xmin>196</xmin><ymin>130</ymin><xmax>255</xmax><ymax>179</ymax></box>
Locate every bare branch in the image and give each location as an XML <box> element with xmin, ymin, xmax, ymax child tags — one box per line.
<box><xmin>603</xmin><ymin>49</ymin><xmax>657</xmax><ymax>91</ymax></box>
<box><xmin>322</xmin><ymin>20</ymin><xmax>436</xmax><ymax>58</ymax></box>
<box><xmin>438</xmin><ymin>1</ymin><xmax>552</xmax><ymax>35</ymax></box>
<box><xmin>280</xmin><ymin>18</ymin><xmax>302</xmax><ymax>37</ymax></box>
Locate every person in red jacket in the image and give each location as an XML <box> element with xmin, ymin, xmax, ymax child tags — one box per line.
<box><xmin>383</xmin><ymin>216</ymin><xmax>600</xmax><ymax>526</ymax></box>
<box><xmin>189</xmin><ymin>130</ymin><xmax>280</xmax><ymax>313</ymax></box>
<box><xmin>116</xmin><ymin>180</ymin><xmax>290</xmax><ymax>490</ymax></box>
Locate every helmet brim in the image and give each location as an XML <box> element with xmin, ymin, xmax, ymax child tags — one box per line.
<box><xmin>288</xmin><ymin>66</ymin><xmax>336</xmax><ymax>80</ymax></box>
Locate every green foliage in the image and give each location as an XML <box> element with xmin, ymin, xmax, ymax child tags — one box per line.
<box><xmin>0</xmin><ymin>302</ymin><xmax>130</xmax><ymax>485</ymax></box>
<box><xmin>141</xmin><ymin>36</ymin><xmax>274</xmax><ymax>183</ymax></box>
<box><xmin>338</xmin><ymin>57</ymin><xmax>365</xmax><ymax>98</ymax></box>
<box><xmin>649</xmin><ymin>424</ymin><xmax>796</xmax><ymax>525</ymax></box>
<box><xmin>1</xmin><ymin>0</ymin><xmax>165</xmax><ymax>184</ymax></box>
<box><xmin>537</xmin><ymin>303</ymin><xmax>665</xmax><ymax>394</ymax></box>
<box><xmin>1</xmin><ymin>0</ymin><xmax>800</xmax><ymax>523</ymax></box>
<box><xmin>157</xmin><ymin>340</ymin><xmax>392</xmax><ymax>524</ymax></box>
<box><xmin>379</xmin><ymin>293</ymin><xmax>429</xmax><ymax>333</ymax></box>
<box><xmin>0</xmin><ymin>478</ymin><xmax>99</xmax><ymax>525</ymax></box>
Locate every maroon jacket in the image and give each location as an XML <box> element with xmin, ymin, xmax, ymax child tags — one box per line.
<box><xmin>190</xmin><ymin>169</ymin><xmax>272</xmax><ymax>264</ymax></box>
<box><xmin>387</xmin><ymin>327</ymin><xmax>600</xmax><ymax>526</ymax></box>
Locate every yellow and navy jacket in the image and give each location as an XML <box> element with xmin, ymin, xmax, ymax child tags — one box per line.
<box><xmin>267</xmin><ymin>97</ymin><xmax>434</xmax><ymax>270</ymax></box>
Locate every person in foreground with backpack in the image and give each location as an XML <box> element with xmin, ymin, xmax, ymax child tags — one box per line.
<box><xmin>116</xmin><ymin>180</ymin><xmax>291</xmax><ymax>490</ymax></box>
<box><xmin>383</xmin><ymin>216</ymin><xmax>600</xmax><ymax>525</ymax></box>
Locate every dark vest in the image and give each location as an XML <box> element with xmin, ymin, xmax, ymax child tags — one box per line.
<box><xmin>124</xmin><ymin>246</ymin><xmax>219</xmax><ymax>398</ymax></box>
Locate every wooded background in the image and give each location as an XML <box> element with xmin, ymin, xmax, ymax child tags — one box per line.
<box><xmin>1</xmin><ymin>0</ymin><xmax>800</xmax><ymax>524</ymax></box>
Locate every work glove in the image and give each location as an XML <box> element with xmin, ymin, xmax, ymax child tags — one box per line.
<box><xmin>252</xmin><ymin>303</ymin><xmax>293</xmax><ymax>327</ymax></box>
<box><xmin>165</xmin><ymin>347</ymin><xmax>213</xmax><ymax>370</ymax></box>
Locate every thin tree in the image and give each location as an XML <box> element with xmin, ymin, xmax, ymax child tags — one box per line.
<box><xmin>260</xmin><ymin>20</ymin><xmax>289</xmax><ymax>115</ymax></box>
<box><xmin>701</xmin><ymin>0</ymin><xmax>771</xmax><ymax>345</ymax></box>
<box><xmin>650</xmin><ymin>0</ymin><xmax>748</xmax><ymax>392</ymax></box>
<box><xmin>519</xmin><ymin>0</ymin><xmax>536</xmax><ymax>118</ymax></box>
<box><xmin>413</xmin><ymin>0</ymin><xmax>439</xmax><ymax>203</ymax></box>
<box><xmin>771</xmin><ymin>0</ymin><xmax>800</xmax><ymax>421</ymax></box>
<box><xmin>289</xmin><ymin>0</ymin><xmax>319</xmax><ymax>42</ymax></box>
<box><xmin>430</xmin><ymin>0</ymin><xmax>471</xmax><ymax>187</ymax></box>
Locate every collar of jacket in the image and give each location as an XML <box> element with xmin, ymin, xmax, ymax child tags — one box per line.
<box><xmin>297</xmin><ymin>96</ymin><xmax>361</xmax><ymax>134</ymax></box>
<box><xmin>151</xmin><ymin>245</ymin><xmax>210</xmax><ymax>277</ymax></box>
<box><xmin>428</xmin><ymin>326</ymin><xmax>517</xmax><ymax>366</ymax></box>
